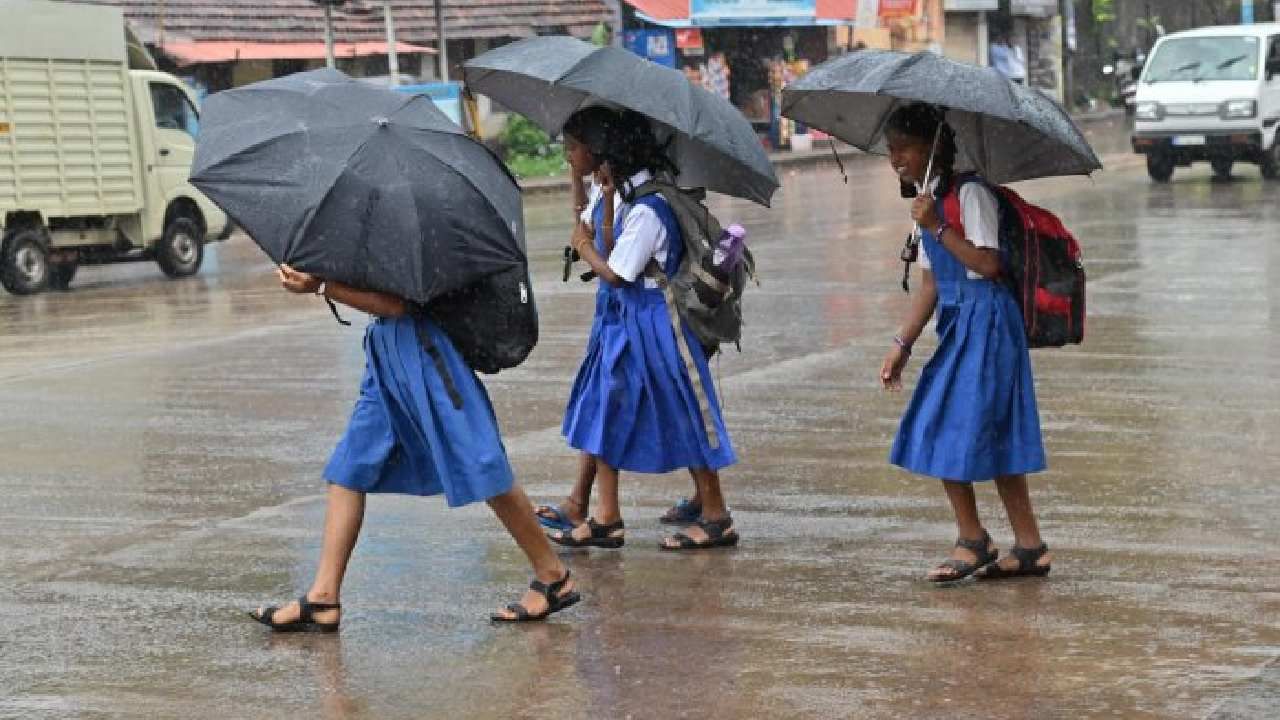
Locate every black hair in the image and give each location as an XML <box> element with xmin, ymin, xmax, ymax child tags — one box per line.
<box><xmin>884</xmin><ymin>101</ymin><xmax>957</xmax><ymax>178</ymax></box>
<box><xmin>597</xmin><ymin>110</ymin><xmax>679</xmax><ymax>199</ymax></box>
<box><xmin>562</xmin><ymin>106</ymin><xmax>623</xmax><ymax>160</ymax></box>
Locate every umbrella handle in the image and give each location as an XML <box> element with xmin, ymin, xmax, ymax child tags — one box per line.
<box><xmin>913</xmin><ymin>122</ymin><xmax>945</xmax><ymax>244</ymax></box>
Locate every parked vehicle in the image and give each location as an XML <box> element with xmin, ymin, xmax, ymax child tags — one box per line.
<box><xmin>1132</xmin><ymin>23</ymin><xmax>1280</xmax><ymax>182</ymax></box>
<box><xmin>0</xmin><ymin>0</ymin><xmax>229</xmax><ymax>295</ymax></box>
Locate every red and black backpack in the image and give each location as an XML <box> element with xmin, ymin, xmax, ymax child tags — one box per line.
<box><xmin>940</xmin><ymin>173</ymin><xmax>1086</xmax><ymax>348</ymax></box>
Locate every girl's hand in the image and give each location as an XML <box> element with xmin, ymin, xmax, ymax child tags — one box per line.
<box><xmin>570</xmin><ymin>220</ymin><xmax>594</xmax><ymax>256</ymax></box>
<box><xmin>911</xmin><ymin>195</ymin><xmax>941</xmax><ymax>233</ymax></box>
<box><xmin>881</xmin><ymin>345</ymin><xmax>910</xmax><ymax>391</ymax></box>
<box><xmin>278</xmin><ymin>263</ymin><xmax>322</xmax><ymax>294</ymax></box>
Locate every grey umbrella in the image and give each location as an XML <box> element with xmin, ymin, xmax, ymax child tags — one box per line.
<box><xmin>463</xmin><ymin>35</ymin><xmax>779</xmax><ymax>206</ymax></box>
<box><xmin>191</xmin><ymin>68</ymin><xmax>525</xmax><ymax>305</ymax></box>
<box><xmin>782</xmin><ymin>50</ymin><xmax>1102</xmax><ymax>184</ymax></box>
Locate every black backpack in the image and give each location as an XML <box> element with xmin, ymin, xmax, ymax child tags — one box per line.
<box><xmin>424</xmin><ymin>264</ymin><xmax>538</xmax><ymax>375</ymax></box>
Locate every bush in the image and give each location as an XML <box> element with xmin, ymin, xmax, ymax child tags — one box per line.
<box><xmin>499</xmin><ymin>114</ymin><xmax>566</xmax><ymax>178</ymax></box>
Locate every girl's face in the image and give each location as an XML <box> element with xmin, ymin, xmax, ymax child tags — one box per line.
<box><xmin>886</xmin><ymin>130</ymin><xmax>932</xmax><ymax>187</ymax></box>
<box><xmin>565</xmin><ymin>135</ymin><xmax>600</xmax><ymax>176</ymax></box>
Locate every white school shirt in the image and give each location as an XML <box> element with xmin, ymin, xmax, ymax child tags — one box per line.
<box><xmin>918</xmin><ymin>176</ymin><xmax>1000</xmax><ymax>281</ymax></box>
<box><xmin>588</xmin><ymin>170</ymin><xmax>667</xmax><ymax>289</ymax></box>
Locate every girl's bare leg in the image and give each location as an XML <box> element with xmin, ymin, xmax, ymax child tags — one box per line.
<box><xmin>253</xmin><ymin>483</ymin><xmax>366</xmax><ymax>624</ymax></box>
<box><xmin>925</xmin><ymin>480</ymin><xmax>997</xmax><ymax>581</ymax></box>
<box><xmin>489</xmin><ymin>486</ymin><xmax>577</xmax><ymax>619</ymax></box>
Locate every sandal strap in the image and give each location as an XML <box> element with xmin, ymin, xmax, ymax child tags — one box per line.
<box><xmin>1010</xmin><ymin>543</ymin><xmax>1049</xmax><ymax>569</ymax></box>
<box><xmin>954</xmin><ymin>530</ymin><xmax>991</xmax><ymax>553</ymax></box>
<box><xmin>696</xmin><ymin>515</ymin><xmax>733</xmax><ymax>539</ymax></box>
<box><xmin>529</xmin><ymin>570</ymin><xmax>572</xmax><ymax>601</ymax></box>
<box><xmin>504</xmin><ymin>602</ymin><xmax>532</xmax><ymax>621</ymax></box>
<box><xmin>587</xmin><ymin>517</ymin><xmax>625</xmax><ymax>537</ymax></box>
<box><xmin>297</xmin><ymin>595</ymin><xmax>341</xmax><ymax>623</ymax></box>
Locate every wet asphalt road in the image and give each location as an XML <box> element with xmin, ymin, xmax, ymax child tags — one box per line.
<box><xmin>1</xmin><ymin>117</ymin><xmax>1278</xmax><ymax>719</ymax></box>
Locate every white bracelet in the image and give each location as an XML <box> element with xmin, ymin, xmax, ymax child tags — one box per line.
<box><xmin>315</xmin><ymin>281</ymin><xmax>327</xmax><ymax>297</ymax></box>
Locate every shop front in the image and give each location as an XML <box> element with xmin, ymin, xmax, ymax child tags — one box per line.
<box><xmin>623</xmin><ymin>0</ymin><xmax>854</xmax><ymax>149</ymax></box>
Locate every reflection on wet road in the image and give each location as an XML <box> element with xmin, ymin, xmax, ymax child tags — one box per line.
<box><xmin>2</xmin><ymin>119</ymin><xmax>1277</xmax><ymax>718</ymax></box>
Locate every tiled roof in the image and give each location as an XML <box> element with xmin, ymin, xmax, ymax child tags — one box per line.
<box><xmin>73</xmin><ymin>1</ymin><xmax>613</xmax><ymax>44</ymax></box>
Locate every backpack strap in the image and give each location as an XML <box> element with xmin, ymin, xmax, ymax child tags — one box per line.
<box><xmin>412</xmin><ymin>314</ymin><xmax>464</xmax><ymax>410</ymax></box>
<box><xmin>642</xmin><ymin>259</ymin><xmax>721</xmax><ymax>451</ymax></box>
<box><xmin>938</xmin><ymin>172</ymin><xmax>983</xmax><ymax>240</ymax></box>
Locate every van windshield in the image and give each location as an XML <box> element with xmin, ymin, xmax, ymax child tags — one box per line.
<box><xmin>1144</xmin><ymin>36</ymin><xmax>1261</xmax><ymax>83</ymax></box>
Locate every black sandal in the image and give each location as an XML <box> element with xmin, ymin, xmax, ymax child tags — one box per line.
<box><xmin>550</xmin><ymin>517</ymin><xmax>626</xmax><ymax>549</ymax></box>
<box><xmin>490</xmin><ymin>571</ymin><xmax>582</xmax><ymax>622</ymax></box>
<box><xmin>927</xmin><ymin>531</ymin><xmax>999</xmax><ymax>583</ymax></box>
<box><xmin>660</xmin><ymin>515</ymin><xmax>739</xmax><ymax>551</ymax></box>
<box><xmin>976</xmin><ymin>543</ymin><xmax>1051</xmax><ymax>580</ymax></box>
<box><xmin>250</xmin><ymin>595</ymin><xmax>341</xmax><ymax>633</ymax></box>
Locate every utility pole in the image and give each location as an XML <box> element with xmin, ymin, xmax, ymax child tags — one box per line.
<box><xmin>434</xmin><ymin>0</ymin><xmax>449</xmax><ymax>81</ymax></box>
<box><xmin>1060</xmin><ymin>0</ymin><xmax>1073</xmax><ymax>108</ymax></box>
<box><xmin>383</xmin><ymin>0</ymin><xmax>399</xmax><ymax>85</ymax></box>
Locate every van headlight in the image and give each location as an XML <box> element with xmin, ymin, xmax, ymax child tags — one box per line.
<box><xmin>1135</xmin><ymin>101</ymin><xmax>1161</xmax><ymax>120</ymax></box>
<box><xmin>1222</xmin><ymin>99</ymin><xmax>1257</xmax><ymax>119</ymax></box>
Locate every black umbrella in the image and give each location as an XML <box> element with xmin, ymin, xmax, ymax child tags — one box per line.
<box><xmin>191</xmin><ymin>68</ymin><xmax>525</xmax><ymax>305</ymax></box>
<box><xmin>782</xmin><ymin>51</ymin><xmax>1102</xmax><ymax>184</ymax></box>
<box><xmin>463</xmin><ymin>35</ymin><xmax>778</xmax><ymax>206</ymax></box>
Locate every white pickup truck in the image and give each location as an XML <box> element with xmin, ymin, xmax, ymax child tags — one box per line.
<box><xmin>0</xmin><ymin>0</ymin><xmax>229</xmax><ymax>294</ymax></box>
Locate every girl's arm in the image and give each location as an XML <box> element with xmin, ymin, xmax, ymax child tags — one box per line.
<box><xmin>571</xmin><ymin>171</ymin><xmax>589</xmax><ymax>220</ymax></box>
<box><xmin>881</xmin><ymin>269</ymin><xmax>937</xmax><ymax>391</ymax></box>
<box><xmin>278</xmin><ymin>264</ymin><xmax>408</xmax><ymax>318</ymax></box>
<box><xmin>570</xmin><ymin>220</ymin><xmax>625</xmax><ymax>287</ymax></box>
<box><xmin>911</xmin><ymin>194</ymin><xmax>1001</xmax><ymax>280</ymax></box>
<box><xmin>599</xmin><ymin>164</ymin><xmax>617</xmax><ymax>255</ymax></box>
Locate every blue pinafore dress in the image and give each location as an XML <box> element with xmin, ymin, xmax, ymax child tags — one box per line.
<box><xmin>562</xmin><ymin>195</ymin><xmax>736</xmax><ymax>474</ymax></box>
<box><xmin>890</xmin><ymin>205</ymin><xmax>1046</xmax><ymax>483</ymax></box>
<box><xmin>323</xmin><ymin>315</ymin><xmax>515</xmax><ymax>507</ymax></box>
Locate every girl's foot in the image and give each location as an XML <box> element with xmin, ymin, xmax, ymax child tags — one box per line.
<box><xmin>926</xmin><ymin>531</ymin><xmax>998</xmax><ymax>583</ymax></box>
<box><xmin>534</xmin><ymin>497</ymin><xmax>586</xmax><ymax>532</ymax></box>
<box><xmin>660</xmin><ymin>515</ymin><xmax>739</xmax><ymax>551</ymax></box>
<box><xmin>975</xmin><ymin>543</ymin><xmax>1052</xmax><ymax>580</ymax></box>
<box><xmin>491</xmin><ymin>570</ymin><xmax>581</xmax><ymax>622</ymax></box>
<box><xmin>549</xmin><ymin>517</ymin><xmax>625</xmax><ymax>549</ymax></box>
<box><xmin>250</xmin><ymin>593</ymin><xmax>341</xmax><ymax>633</ymax></box>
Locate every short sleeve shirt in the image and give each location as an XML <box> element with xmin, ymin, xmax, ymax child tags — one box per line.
<box><xmin>919</xmin><ymin>178</ymin><xmax>1000</xmax><ymax>281</ymax></box>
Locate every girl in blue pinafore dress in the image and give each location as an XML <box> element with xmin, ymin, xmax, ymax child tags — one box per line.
<box><xmin>879</xmin><ymin>103</ymin><xmax>1053</xmax><ymax>583</ymax></box>
<box><xmin>550</xmin><ymin>110</ymin><xmax>740</xmax><ymax>552</ymax></box>
<box><xmin>249</xmin><ymin>268</ymin><xmax>580</xmax><ymax>631</ymax></box>
<box><xmin>533</xmin><ymin>109</ymin><xmax>711</xmax><ymax>535</ymax></box>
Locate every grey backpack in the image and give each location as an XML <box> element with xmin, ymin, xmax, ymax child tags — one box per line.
<box><xmin>631</xmin><ymin>180</ymin><xmax>755</xmax><ymax>357</ymax></box>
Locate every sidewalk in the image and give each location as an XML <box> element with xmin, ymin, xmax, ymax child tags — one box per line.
<box><xmin>518</xmin><ymin>108</ymin><xmax>1127</xmax><ymax>197</ymax></box>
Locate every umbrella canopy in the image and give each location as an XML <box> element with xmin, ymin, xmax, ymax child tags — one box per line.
<box><xmin>782</xmin><ymin>51</ymin><xmax>1102</xmax><ymax>184</ymax></box>
<box><xmin>463</xmin><ymin>35</ymin><xmax>778</xmax><ymax>207</ymax></box>
<box><xmin>191</xmin><ymin>68</ymin><xmax>525</xmax><ymax>305</ymax></box>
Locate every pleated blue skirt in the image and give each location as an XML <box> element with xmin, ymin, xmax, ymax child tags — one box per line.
<box><xmin>563</xmin><ymin>285</ymin><xmax>736</xmax><ymax>474</ymax></box>
<box><xmin>890</xmin><ymin>281</ymin><xmax>1046</xmax><ymax>483</ymax></box>
<box><xmin>324</xmin><ymin>315</ymin><xmax>514</xmax><ymax>507</ymax></box>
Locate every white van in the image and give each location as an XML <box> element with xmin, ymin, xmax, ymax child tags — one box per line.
<box><xmin>1132</xmin><ymin>23</ymin><xmax>1280</xmax><ymax>182</ymax></box>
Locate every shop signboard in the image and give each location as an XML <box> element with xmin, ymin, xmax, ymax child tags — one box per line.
<box><xmin>1011</xmin><ymin>0</ymin><xmax>1057</xmax><ymax>18</ymax></box>
<box><xmin>690</xmin><ymin>0</ymin><xmax>816</xmax><ymax>25</ymax></box>
<box><xmin>944</xmin><ymin>0</ymin><xmax>997</xmax><ymax>10</ymax></box>
<box><xmin>878</xmin><ymin>0</ymin><xmax>917</xmax><ymax>20</ymax></box>
<box><xmin>623</xmin><ymin>29</ymin><xmax>676</xmax><ymax>67</ymax></box>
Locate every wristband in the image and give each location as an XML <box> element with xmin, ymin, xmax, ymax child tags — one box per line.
<box><xmin>315</xmin><ymin>281</ymin><xmax>327</xmax><ymax>297</ymax></box>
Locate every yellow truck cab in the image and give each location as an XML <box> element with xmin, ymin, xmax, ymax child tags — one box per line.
<box><xmin>0</xmin><ymin>0</ymin><xmax>229</xmax><ymax>294</ymax></box>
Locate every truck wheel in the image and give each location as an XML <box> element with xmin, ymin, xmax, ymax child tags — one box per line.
<box><xmin>1211</xmin><ymin>157</ymin><xmax>1233</xmax><ymax>180</ymax></box>
<box><xmin>1147</xmin><ymin>153</ymin><xmax>1175</xmax><ymax>183</ymax></box>
<box><xmin>1</xmin><ymin>228</ymin><xmax>51</xmax><ymax>295</ymax></box>
<box><xmin>1261</xmin><ymin>141</ymin><xmax>1280</xmax><ymax>180</ymax></box>
<box><xmin>156</xmin><ymin>216</ymin><xmax>204</xmax><ymax>278</ymax></box>
<box><xmin>49</xmin><ymin>261</ymin><xmax>79</xmax><ymax>291</ymax></box>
